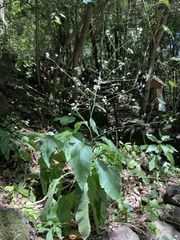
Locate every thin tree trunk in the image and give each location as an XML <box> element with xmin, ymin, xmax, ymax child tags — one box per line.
<box><xmin>35</xmin><ymin>0</ymin><xmax>41</xmax><ymax>86</ymax></box>
<box><xmin>140</xmin><ymin>0</ymin><xmax>174</xmax><ymax>114</ymax></box>
<box><xmin>72</xmin><ymin>4</ymin><xmax>93</xmax><ymax>74</ymax></box>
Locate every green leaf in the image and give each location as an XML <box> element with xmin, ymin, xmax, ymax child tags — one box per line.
<box><xmin>101</xmin><ymin>136</ymin><xmax>120</xmax><ymax>154</ymax></box>
<box><xmin>160</xmin><ymin>0</ymin><xmax>170</xmax><ymax>8</ymax></box>
<box><xmin>149</xmin><ymin>211</ymin><xmax>159</xmax><ymax>222</ymax></box>
<box><xmin>0</xmin><ymin>131</ymin><xmax>11</xmax><ymax>160</ymax></box>
<box><xmin>54</xmin><ymin>116</ymin><xmax>76</xmax><ymax>126</ymax></box>
<box><xmin>54</xmin><ymin>15</ymin><xmax>62</xmax><ymax>25</ymax></box>
<box><xmin>74</xmin><ymin>121</ymin><xmax>87</xmax><ymax>133</ymax></box>
<box><xmin>150</xmin><ymin>223</ymin><xmax>159</xmax><ymax>235</ymax></box>
<box><xmin>57</xmin><ymin>196</ymin><xmax>71</xmax><ymax>222</ymax></box>
<box><xmin>89</xmin><ymin>118</ymin><xmax>99</xmax><ymax>135</ymax></box>
<box><xmin>146</xmin><ymin>134</ymin><xmax>159</xmax><ymax>143</ymax></box>
<box><xmin>19</xmin><ymin>150</ymin><xmax>32</xmax><ymax>162</ymax></box>
<box><xmin>41</xmin><ymin>135</ymin><xmax>57</xmax><ymax>168</ymax></box>
<box><xmin>40</xmin><ymin>178</ymin><xmax>61</xmax><ymax>222</ymax></box>
<box><xmin>128</xmin><ymin>160</ymin><xmax>137</xmax><ymax>169</ymax></box>
<box><xmin>168</xmin><ymin>80</ymin><xmax>178</xmax><ymax>87</ymax></box>
<box><xmin>149</xmin><ymin>199</ymin><xmax>159</xmax><ymax>208</ymax></box>
<box><xmin>46</xmin><ymin>229</ymin><xmax>53</xmax><ymax>240</ymax></box>
<box><xmin>166</xmin><ymin>153</ymin><xmax>174</xmax><ymax>165</ymax></box>
<box><xmin>166</xmin><ymin>144</ymin><xmax>178</xmax><ymax>153</ymax></box>
<box><xmin>149</xmin><ymin>157</ymin><xmax>156</xmax><ymax>171</ymax></box>
<box><xmin>160</xmin><ymin>144</ymin><xmax>170</xmax><ymax>155</ymax></box>
<box><xmin>146</xmin><ymin>144</ymin><xmax>158</xmax><ymax>153</ymax></box>
<box><xmin>95</xmin><ymin>160</ymin><xmax>121</xmax><ymax>200</ymax></box>
<box><xmin>161</xmin><ymin>135</ymin><xmax>171</xmax><ymax>141</ymax></box>
<box><xmin>162</xmin><ymin>25</ymin><xmax>173</xmax><ymax>39</ymax></box>
<box><xmin>170</xmin><ymin>56</ymin><xmax>180</xmax><ymax>61</ymax></box>
<box><xmin>70</xmin><ymin>142</ymin><xmax>92</xmax><ymax>190</ymax></box>
<box><xmin>46</xmin><ymin>200</ymin><xmax>59</xmax><ymax>222</ymax></box>
<box><xmin>15</xmin><ymin>59</ymin><xmax>23</xmax><ymax>70</ymax></box>
<box><xmin>75</xmin><ymin>186</ymin><xmax>91</xmax><ymax>240</ymax></box>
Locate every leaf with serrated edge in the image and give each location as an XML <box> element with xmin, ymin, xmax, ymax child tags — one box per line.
<box><xmin>75</xmin><ymin>185</ymin><xmax>90</xmax><ymax>240</ymax></box>
<box><xmin>95</xmin><ymin>160</ymin><xmax>121</xmax><ymax>200</ymax></box>
<box><xmin>70</xmin><ymin>142</ymin><xmax>92</xmax><ymax>190</ymax></box>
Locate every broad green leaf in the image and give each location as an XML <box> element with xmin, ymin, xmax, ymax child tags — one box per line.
<box><xmin>166</xmin><ymin>153</ymin><xmax>174</xmax><ymax>165</ymax></box>
<box><xmin>41</xmin><ymin>135</ymin><xmax>57</xmax><ymax>168</ymax></box>
<box><xmin>95</xmin><ymin>160</ymin><xmax>121</xmax><ymax>200</ymax></box>
<box><xmin>166</xmin><ymin>144</ymin><xmax>178</xmax><ymax>153</ymax></box>
<box><xmin>57</xmin><ymin>196</ymin><xmax>71</xmax><ymax>222</ymax></box>
<box><xmin>89</xmin><ymin>118</ymin><xmax>99</xmax><ymax>135</ymax></box>
<box><xmin>70</xmin><ymin>142</ymin><xmax>92</xmax><ymax>190</ymax></box>
<box><xmin>20</xmin><ymin>150</ymin><xmax>32</xmax><ymax>162</ymax></box>
<box><xmin>146</xmin><ymin>134</ymin><xmax>159</xmax><ymax>143</ymax></box>
<box><xmin>160</xmin><ymin>144</ymin><xmax>169</xmax><ymax>155</ymax></box>
<box><xmin>46</xmin><ymin>200</ymin><xmax>59</xmax><ymax>222</ymax></box>
<box><xmin>160</xmin><ymin>0</ymin><xmax>170</xmax><ymax>8</ymax></box>
<box><xmin>40</xmin><ymin>178</ymin><xmax>61</xmax><ymax>221</ymax></box>
<box><xmin>54</xmin><ymin>116</ymin><xmax>76</xmax><ymax>126</ymax></box>
<box><xmin>149</xmin><ymin>157</ymin><xmax>156</xmax><ymax>171</ymax></box>
<box><xmin>46</xmin><ymin>229</ymin><xmax>53</xmax><ymax>240</ymax></box>
<box><xmin>146</xmin><ymin>144</ymin><xmax>158</xmax><ymax>153</ymax></box>
<box><xmin>75</xmin><ymin>187</ymin><xmax>90</xmax><ymax>240</ymax></box>
<box><xmin>161</xmin><ymin>135</ymin><xmax>171</xmax><ymax>141</ymax></box>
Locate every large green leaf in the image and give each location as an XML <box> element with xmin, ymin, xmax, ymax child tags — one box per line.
<box><xmin>70</xmin><ymin>142</ymin><xmax>92</xmax><ymax>190</ymax></box>
<box><xmin>89</xmin><ymin>118</ymin><xmax>99</xmax><ymax>135</ymax></box>
<box><xmin>95</xmin><ymin>160</ymin><xmax>121</xmax><ymax>200</ymax></box>
<box><xmin>57</xmin><ymin>196</ymin><xmax>71</xmax><ymax>223</ymax></box>
<box><xmin>75</xmin><ymin>185</ymin><xmax>91</xmax><ymax>240</ymax></box>
<box><xmin>146</xmin><ymin>134</ymin><xmax>159</xmax><ymax>143</ymax></box>
<box><xmin>40</xmin><ymin>178</ymin><xmax>61</xmax><ymax>222</ymax></box>
<box><xmin>41</xmin><ymin>135</ymin><xmax>57</xmax><ymax>168</ymax></box>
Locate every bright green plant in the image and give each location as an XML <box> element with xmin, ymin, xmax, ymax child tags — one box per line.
<box><xmin>23</xmin><ymin>117</ymin><xmax>122</xmax><ymax>239</ymax></box>
<box><xmin>145</xmin><ymin>132</ymin><xmax>178</xmax><ymax>171</ymax></box>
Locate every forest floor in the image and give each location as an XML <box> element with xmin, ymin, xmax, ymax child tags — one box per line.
<box><xmin>0</xmin><ymin>78</ymin><xmax>180</xmax><ymax>239</ymax></box>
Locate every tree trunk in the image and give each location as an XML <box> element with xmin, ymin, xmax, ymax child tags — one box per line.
<box><xmin>72</xmin><ymin>4</ymin><xmax>93</xmax><ymax>75</ymax></box>
<box><xmin>140</xmin><ymin>0</ymin><xmax>175</xmax><ymax>114</ymax></box>
<box><xmin>35</xmin><ymin>0</ymin><xmax>41</xmax><ymax>86</ymax></box>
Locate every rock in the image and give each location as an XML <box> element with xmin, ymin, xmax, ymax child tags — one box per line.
<box><xmin>108</xmin><ymin>225</ymin><xmax>140</xmax><ymax>240</ymax></box>
<box><xmin>164</xmin><ymin>184</ymin><xmax>180</xmax><ymax>207</ymax></box>
<box><xmin>0</xmin><ymin>205</ymin><xmax>33</xmax><ymax>240</ymax></box>
<box><xmin>159</xmin><ymin>204</ymin><xmax>180</xmax><ymax>226</ymax></box>
<box><xmin>0</xmin><ymin>92</ymin><xmax>8</xmax><ymax>118</ymax></box>
<box><xmin>145</xmin><ymin>220</ymin><xmax>180</xmax><ymax>240</ymax></box>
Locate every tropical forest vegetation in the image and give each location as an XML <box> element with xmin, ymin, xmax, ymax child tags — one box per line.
<box><xmin>0</xmin><ymin>0</ymin><xmax>180</xmax><ymax>239</ymax></box>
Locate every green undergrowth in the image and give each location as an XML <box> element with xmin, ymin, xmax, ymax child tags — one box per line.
<box><xmin>0</xmin><ymin>116</ymin><xmax>179</xmax><ymax>240</ymax></box>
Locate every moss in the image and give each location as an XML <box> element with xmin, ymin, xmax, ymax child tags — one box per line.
<box><xmin>0</xmin><ymin>206</ymin><xmax>30</xmax><ymax>240</ymax></box>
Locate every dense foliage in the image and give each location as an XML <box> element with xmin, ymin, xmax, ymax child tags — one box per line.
<box><xmin>0</xmin><ymin>0</ymin><xmax>180</xmax><ymax>239</ymax></box>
